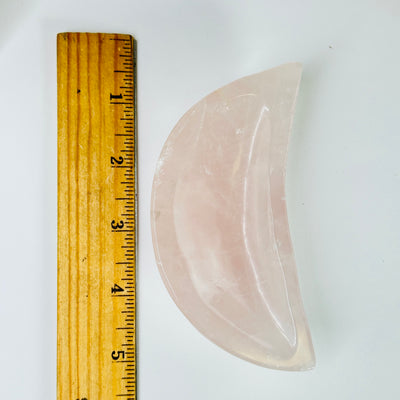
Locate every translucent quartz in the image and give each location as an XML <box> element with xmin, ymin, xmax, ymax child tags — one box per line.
<box><xmin>151</xmin><ymin>63</ymin><xmax>315</xmax><ymax>370</ymax></box>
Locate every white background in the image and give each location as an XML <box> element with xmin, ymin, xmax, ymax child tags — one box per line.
<box><xmin>1</xmin><ymin>0</ymin><xmax>399</xmax><ymax>398</ymax></box>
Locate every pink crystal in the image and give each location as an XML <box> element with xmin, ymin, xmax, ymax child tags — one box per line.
<box><xmin>151</xmin><ymin>63</ymin><xmax>315</xmax><ymax>370</ymax></box>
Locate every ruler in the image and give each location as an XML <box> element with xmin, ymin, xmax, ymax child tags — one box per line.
<box><xmin>57</xmin><ymin>33</ymin><xmax>137</xmax><ymax>400</ymax></box>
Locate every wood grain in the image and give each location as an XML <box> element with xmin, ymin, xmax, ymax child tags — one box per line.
<box><xmin>57</xmin><ymin>32</ymin><xmax>136</xmax><ymax>400</ymax></box>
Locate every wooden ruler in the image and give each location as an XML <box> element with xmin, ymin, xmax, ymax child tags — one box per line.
<box><xmin>57</xmin><ymin>33</ymin><xmax>137</xmax><ymax>400</ymax></box>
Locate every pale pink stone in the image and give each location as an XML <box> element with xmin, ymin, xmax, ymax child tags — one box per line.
<box><xmin>151</xmin><ymin>63</ymin><xmax>315</xmax><ymax>370</ymax></box>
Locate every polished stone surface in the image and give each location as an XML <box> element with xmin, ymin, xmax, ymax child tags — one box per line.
<box><xmin>151</xmin><ymin>63</ymin><xmax>315</xmax><ymax>370</ymax></box>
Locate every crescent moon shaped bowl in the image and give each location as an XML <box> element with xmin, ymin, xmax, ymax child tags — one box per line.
<box><xmin>151</xmin><ymin>63</ymin><xmax>315</xmax><ymax>371</ymax></box>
